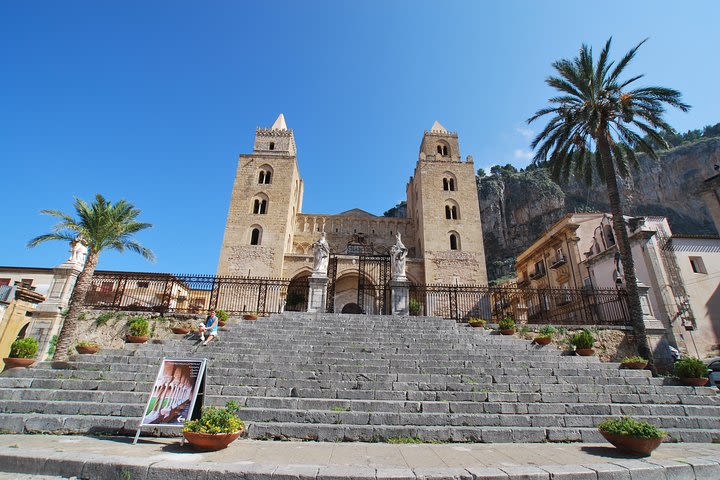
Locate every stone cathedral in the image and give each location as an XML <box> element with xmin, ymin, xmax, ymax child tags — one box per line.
<box><xmin>217</xmin><ymin>114</ymin><xmax>487</xmax><ymax>312</ymax></box>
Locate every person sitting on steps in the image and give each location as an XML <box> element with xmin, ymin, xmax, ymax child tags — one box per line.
<box><xmin>198</xmin><ymin>309</ymin><xmax>219</xmax><ymax>346</ymax></box>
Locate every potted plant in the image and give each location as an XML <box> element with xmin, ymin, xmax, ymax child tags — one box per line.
<box><xmin>598</xmin><ymin>417</ymin><xmax>666</xmax><ymax>456</ymax></box>
<box><xmin>242</xmin><ymin>311</ymin><xmax>258</xmax><ymax>321</ymax></box>
<box><xmin>126</xmin><ymin>316</ymin><xmax>150</xmax><ymax>343</ymax></box>
<box><xmin>216</xmin><ymin>309</ymin><xmax>229</xmax><ymax>327</ymax></box>
<box><xmin>171</xmin><ymin>322</ymin><xmax>192</xmax><ymax>335</ymax></box>
<box><xmin>75</xmin><ymin>340</ymin><xmax>100</xmax><ymax>354</ymax></box>
<box><xmin>409</xmin><ymin>299</ymin><xmax>422</xmax><ymax>316</ymax></box>
<box><xmin>183</xmin><ymin>401</ymin><xmax>245</xmax><ymax>452</ymax></box>
<box><xmin>3</xmin><ymin>337</ymin><xmax>38</xmax><ymax>369</ymax></box>
<box><xmin>468</xmin><ymin>317</ymin><xmax>487</xmax><ymax>328</ymax></box>
<box><xmin>620</xmin><ymin>356</ymin><xmax>648</xmax><ymax>370</ymax></box>
<box><xmin>673</xmin><ymin>357</ymin><xmax>709</xmax><ymax>386</ymax></box>
<box><xmin>534</xmin><ymin>325</ymin><xmax>556</xmax><ymax>346</ymax></box>
<box><xmin>570</xmin><ymin>329</ymin><xmax>595</xmax><ymax>356</ymax></box>
<box><xmin>498</xmin><ymin>316</ymin><xmax>516</xmax><ymax>335</ymax></box>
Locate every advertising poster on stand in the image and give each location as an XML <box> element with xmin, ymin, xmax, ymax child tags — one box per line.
<box><xmin>140</xmin><ymin>358</ymin><xmax>207</xmax><ymax>427</ymax></box>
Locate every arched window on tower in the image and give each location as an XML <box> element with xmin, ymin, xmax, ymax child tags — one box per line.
<box><xmin>269</xmin><ymin>142</ymin><xmax>275</xmax><ymax>150</ymax></box>
<box><xmin>258</xmin><ymin>165</ymin><xmax>273</xmax><ymax>184</ymax></box>
<box><xmin>448</xmin><ymin>178</ymin><xmax>455</xmax><ymax>190</ymax></box>
<box><xmin>442</xmin><ymin>172</ymin><xmax>457</xmax><ymax>192</ymax></box>
<box><xmin>250</xmin><ymin>226</ymin><xmax>262</xmax><ymax>245</ymax></box>
<box><xmin>449</xmin><ymin>232</ymin><xmax>460</xmax><ymax>250</ymax></box>
<box><xmin>252</xmin><ymin>194</ymin><xmax>269</xmax><ymax>214</ymax></box>
<box><xmin>442</xmin><ymin>145</ymin><xmax>448</xmax><ymax>156</ymax></box>
<box><xmin>444</xmin><ymin>200</ymin><xmax>459</xmax><ymax>220</ymax></box>
<box><xmin>437</xmin><ymin>145</ymin><xmax>442</xmax><ymax>154</ymax></box>
<box><xmin>443</xmin><ymin>178</ymin><xmax>449</xmax><ymax>191</ymax></box>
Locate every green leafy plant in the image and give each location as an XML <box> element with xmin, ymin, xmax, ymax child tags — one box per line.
<box><xmin>46</xmin><ymin>335</ymin><xmax>59</xmax><ymax>356</ymax></box>
<box><xmin>76</xmin><ymin>340</ymin><xmax>100</xmax><ymax>348</ymax></box>
<box><xmin>673</xmin><ymin>357</ymin><xmax>709</xmax><ymax>379</ymax></box>
<box><xmin>467</xmin><ymin>318</ymin><xmax>487</xmax><ymax>327</ymax></box>
<box><xmin>409</xmin><ymin>299</ymin><xmax>422</xmax><ymax>316</ymax></box>
<box><xmin>127</xmin><ymin>317</ymin><xmax>149</xmax><ymax>337</ymax></box>
<box><xmin>216</xmin><ymin>309</ymin><xmax>229</xmax><ymax>323</ymax></box>
<box><xmin>498</xmin><ymin>316</ymin><xmax>516</xmax><ymax>331</ymax></box>
<box><xmin>570</xmin><ymin>329</ymin><xmax>595</xmax><ymax>349</ymax></box>
<box><xmin>538</xmin><ymin>325</ymin><xmax>557</xmax><ymax>337</ymax></box>
<box><xmin>183</xmin><ymin>401</ymin><xmax>245</xmax><ymax>434</ymax></box>
<box><xmin>95</xmin><ymin>312</ymin><xmax>114</xmax><ymax>326</ymax></box>
<box><xmin>621</xmin><ymin>356</ymin><xmax>647</xmax><ymax>364</ymax></box>
<box><xmin>598</xmin><ymin>417</ymin><xmax>666</xmax><ymax>439</ymax></box>
<box><xmin>9</xmin><ymin>338</ymin><xmax>39</xmax><ymax>359</ymax></box>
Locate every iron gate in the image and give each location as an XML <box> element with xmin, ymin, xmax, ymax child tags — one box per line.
<box><xmin>358</xmin><ymin>254</ymin><xmax>391</xmax><ymax>314</ymax></box>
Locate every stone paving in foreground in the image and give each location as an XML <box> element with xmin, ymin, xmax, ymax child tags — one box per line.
<box><xmin>0</xmin><ymin>434</ymin><xmax>719</xmax><ymax>479</ymax></box>
<box><xmin>0</xmin><ymin>313</ymin><xmax>719</xmax><ymax>444</ymax></box>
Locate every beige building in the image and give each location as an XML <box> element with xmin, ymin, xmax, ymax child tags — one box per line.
<box><xmin>516</xmin><ymin>213</ymin><xmax>720</xmax><ymax>359</ymax></box>
<box><xmin>217</xmin><ymin>115</ymin><xmax>487</xmax><ymax>313</ymax></box>
<box><xmin>0</xmin><ymin>284</ymin><xmax>45</xmax><ymax>368</ymax></box>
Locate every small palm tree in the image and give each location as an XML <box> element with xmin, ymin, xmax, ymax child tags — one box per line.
<box><xmin>29</xmin><ymin>194</ymin><xmax>155</xmax><ymax>361</ymax></box>
<box><xmin>528</xmin><ymin>38</ymin><xmax>690</xmax><ymax>371</ymax></box>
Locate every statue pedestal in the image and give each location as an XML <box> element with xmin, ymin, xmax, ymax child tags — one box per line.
<box><xmin>307</xmin><ymin>276</ymin><xmax>329</xmax><ymax>313</ymax></box>
<box><xmin>391</xmin><ymin>279</ymin><xmax>410</xmax><ymax>316</ymax></box>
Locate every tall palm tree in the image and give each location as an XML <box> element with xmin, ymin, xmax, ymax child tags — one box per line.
<box><xmin>528</xmin><ymin>38</ymin><xmax>689</xmax><ymax>371</ymax></box>
<box><xmin>29</xmin><ymin>194</ymin><xmax>155</xmax><ymax>361</ymax></box>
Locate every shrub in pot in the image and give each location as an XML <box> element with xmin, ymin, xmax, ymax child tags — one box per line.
<box><xmin>570</xmin><ymin>329</ymin><xmax>595</xmax><ymax>356</ymax></box>
<box><xmin>126</xmin><ymin>316</ymin><xmax>150</xmax><ymax>343</ymax></box>
<box><xmin>3</xmin><ymin>337</ymin><xmax>39</xmax><ymax>369</ymax></box>
<box><xmin>598</xmin><ymin>417</ymin><xmax>666</xmax><ymax>456</ymax></box>
<box><xmin>467</xmin><ymin>317</ymin><xmax>487</xmax><ymax>328</ymax></box>
<box><xmin>673</xmin><ymin>357</ymin><xmax>709</xmax><ymax>386</ymax></box>
<box><xmin>75</xmin><ymin>340</ymin><xmax>100</xmax><ymax>354</ymax></box>
<box><xmin>216</xmin><ymin>309</ymin><xmax>229</xmax><ymax>327</ymax></box>
<box><xmin>408</xmin><ymin>299</ymin><xmax>422</xmax><ymax>316</ymax></box>
<box><xmin>534</xmin><ymin>325</ymin><xmax>556</xmax><ymax>345</ymax></box>
<box><xmin>498</xmin><ymin>316</ymin><xmax>516</xmax><ymax>335</ymax></box>
<box><xmin>620</xmin><ymin>356</ymin><xmax>648</xmax><ymax>370</ymax></box>
<box><xmin>183</xmin><ymin>401</ymin><xmax>245</xmax><ymax>451</ymax></box>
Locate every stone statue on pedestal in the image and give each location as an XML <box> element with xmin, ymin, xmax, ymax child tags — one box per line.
<box><xmin>69</xmin><ymin>237</ymin><xmax>88</xmax><ymax>266</ymax></box>
<box><xmin>390</xmin><ymin>232</ymin><xmax>408</xmax><ymax>280</ymax></box>
<box><xmin>311</xmin><ymin>232</ymin><xmax>330</xmax><ymax>276</ymax></box>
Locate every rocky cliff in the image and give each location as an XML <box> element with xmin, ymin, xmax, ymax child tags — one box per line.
<box><xmin>478</xmin><ymin>137</ymin><xmax>720</xmax><ymax>281</ymax></box>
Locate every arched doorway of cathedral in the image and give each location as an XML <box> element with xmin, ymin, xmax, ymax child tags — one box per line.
<box><xmin>286</xmin><ymin>271</ymin><xmax>310</xmax><ymax>312</ymax></box>
<box><xmin>333</xmin><ymin>272</ymin><xmax>379</xmax><ymax>314</ymax></box>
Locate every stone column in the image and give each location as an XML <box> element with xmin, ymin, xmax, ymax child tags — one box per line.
<box><xmin>391</xmin><ymin>279</ymin><xmax>411</xmax><ymax>316</ymax></box>
<box><xmin>307</xmin><ymin>276</ymin><xmax>329</xmax><ymax>313</ymax></box>
<box><xmin>636</xmin><ymin>282</ymin><xmax>674</xmax><ymax>371</ymax></box>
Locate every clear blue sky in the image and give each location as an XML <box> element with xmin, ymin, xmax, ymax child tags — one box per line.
<box><xmin>2</xmin><ymin>1</ymin><xmax>719</xmax><ymax>274</ymax></box>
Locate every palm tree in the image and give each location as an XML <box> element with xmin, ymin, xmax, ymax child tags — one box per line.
<box><xmin>528</xmin><ymin>38</ymin><xmax>689</xmax><ymax>372</ymax></box>
<box><xmin>29</xmin><ymin>194</ymin><xmax>155</xmax><ymax>361</ymax></box>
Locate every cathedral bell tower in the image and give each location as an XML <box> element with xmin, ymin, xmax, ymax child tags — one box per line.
<box><xmin>406</xmin><ymin>121</ymin><xmax>488</xmax><ymax>284</ymax></box>
<box><xmin>217</xmin><ymin>114</ymin><xmax>304</xmax><ymax>277</ymax></box>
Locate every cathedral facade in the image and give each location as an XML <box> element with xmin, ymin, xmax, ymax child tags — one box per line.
<box><xmin>217</xmin><ymin>114</ymin><xmax>487</xmax><ymax>311</ymax></box>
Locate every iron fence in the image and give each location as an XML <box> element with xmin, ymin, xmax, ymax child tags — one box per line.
<box><xmin>409</xmin><ymin>284</ymin><xmax>629</xmax><ymax>326</ymax></box>
<box><xmin>85</xmin><ymin>271</ymin><xmax>291</xmax><ymax>315</ymax></box>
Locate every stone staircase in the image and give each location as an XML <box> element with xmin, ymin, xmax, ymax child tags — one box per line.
<box><xmin>0</xmin><ymin>313</ymin><xmax>718</xmax><ymax>443</ymax></box>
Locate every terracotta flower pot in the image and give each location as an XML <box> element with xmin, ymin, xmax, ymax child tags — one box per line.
<box><xmin>499</xmin><ymin>329</ymin><xmax>515</xmax><ymax>335</ymax></box>
<box><xmin>599</xmin><ymin>430</ymin><xmax>664</xmax><ymax>456</ymax></box>
<box><xmin>218</xmin><ymin>321</ymin><xmax>226</xmax><ymax>327</ymax></box>
<box><xmin>575</xmin><ymin>348</ymin><xmax>595</xmax><ymax>356</ymax></box>
<box><xmin>172</xmin><ymin>327</ymin><xmax>191</xmax><ymax>334</ymax></box>
<box><xmin>621</xmin><ymin>361</ymin><xmax>648</xmax><ymax>370</ymax></box>
<box><xmin>242</xmin><ymin>314</ymin><xmax>257</xmax><ymax>321</ymax></box>
<box><xmin>534</xmin><ymin>336</ymin><xmax>552</xmax><ymax>346</ymax></box>
<box><xmin>3</xmin><ymin>357</ymin><xmax>35</xmax><ymax>369</ymax></box>
<box><xmin>183</xmin><ymin>430</ymin><xmax>242</xmax><ymax>452</ymax></box>
<box><xmin>680</xmin><ymin>377</ymin><xmax>709</xmax><ymax>387</ymax></box>
<box><xmin>75</xmin><ymin>346</ymin><xmax>100</xmax><ymax>354</ymax></box>
<box><xmin>126</xmin><ymin>335</ymin><xmax>148</xmax><ymax>344</ymax></box>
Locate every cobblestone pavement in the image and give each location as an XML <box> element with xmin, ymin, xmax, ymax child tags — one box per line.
<box><xmin>0</xmin><ymin>435</ymin><xmax>719</xmax><ymax>479</ymax></box>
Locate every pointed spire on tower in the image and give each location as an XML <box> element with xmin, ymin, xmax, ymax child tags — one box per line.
<box><xmin>271</xmin><ymin>113</ymin><xmax>287</xmax><ymax>131</ymax></box>
<box><xmin>430</xmin><ymin>120</ymin><xmax>447</xmax><ymax>133</ymax></box>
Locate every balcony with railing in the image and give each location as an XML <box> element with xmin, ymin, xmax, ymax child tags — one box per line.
<box><xmin>550</xmin><ymin>254</ymin><xmax>567</xmax><ymax>269</ymax></box>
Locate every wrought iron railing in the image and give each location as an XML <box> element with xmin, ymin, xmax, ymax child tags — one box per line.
<box><xmin>85</xmin><ymin>271</ymin><xmax>291</xmax><ymax>315</ymax></box>
<box><xmin>409</xmin><ymin>284</ymin><xmax>629</xmax><ymax>326</ymax></box>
